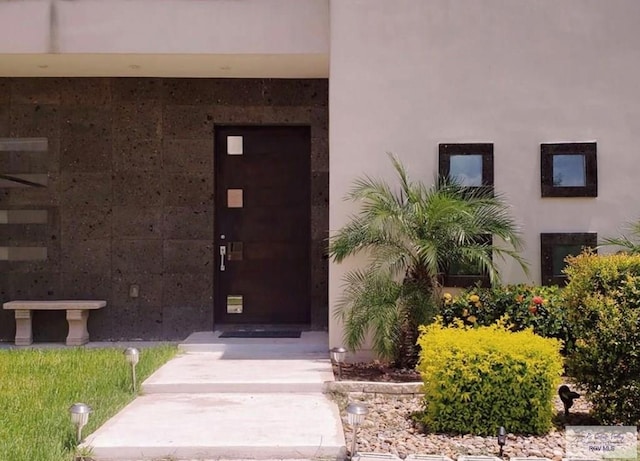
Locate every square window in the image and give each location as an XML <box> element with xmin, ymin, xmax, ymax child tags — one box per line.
<box><xmin>541</xmin><ymin>233</ymin><xmax>597</xmax><ymax>286</ymax></box>
<box><xmin>553</xmin><ymin>155</ymin><xmax>586</xmax><ymax>187</ymax></box>
<box><xmin>449</xmin><ymin>154</ymin><xmax>484</xmax><ymax>187</ymax></box>
<box><xmin>541</xmin><ymin>143</ymin><xmax>597</xmax><ymax>197</ymax></box>
<box><xmin>442</xmin><ymin>235</ymin><xmax>492</xmax><ymax>288</ymax></box>
<box><xmin>439</xmin><ymin>144</ymin><xmax>493</xmax><ymax>189</ymax></box>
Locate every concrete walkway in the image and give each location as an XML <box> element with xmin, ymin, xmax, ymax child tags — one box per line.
<box><xmin>83</xmin><ymin>331</ymin><xmax>346</xmax><ymax>461</ymax></box>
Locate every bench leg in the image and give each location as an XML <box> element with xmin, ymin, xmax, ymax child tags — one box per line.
<box><xmin>14</xmin><ymin>310</ymin><xmax>33</xmax><ymax>346</ymax></box>
<box><xmin>66</xmin><ymin>310</ymin><xmax>90</xmax><ymax>346</ymax></box>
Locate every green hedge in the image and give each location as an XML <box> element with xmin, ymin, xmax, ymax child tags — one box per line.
<box><xmin>416</xmin><ymin>321</ymin><xmax>563</xmax><ymax>435</ymax></box>
<box><xmin>564</xmin><ymin>252</ymin><xmax>640</xmax><ymax>425</ymax></box>
<box><xmin>440</xmin><ymin>285</ymin><xmax>572</xmax><ymax>351</ymax></box>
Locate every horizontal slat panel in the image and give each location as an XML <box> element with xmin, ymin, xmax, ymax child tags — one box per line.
<box><xmin>0</xmin><ymin>247</ymin><xmax>48</xmax><ymax>261</ymax></box>
<box><xmin>0</xmin><ymin>210</ymin><xmax>48</xmax><ymax>224</ymax></box>
<box><xmin>0</xmin><ymin>138</ymin><xmax>48</xmax><ymax>152</ymax></box>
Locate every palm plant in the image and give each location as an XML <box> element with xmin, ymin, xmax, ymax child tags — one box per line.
<box><xmin>329</xmin><ymin>155</ymin><xmax>528</xmax><ymax>367</ymax></box>
<box><xmin>601</xmin><ymin>219</ymin><xmax>640</xmax><ymax>254</ymax></box>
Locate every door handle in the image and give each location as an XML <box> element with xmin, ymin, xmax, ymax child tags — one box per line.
<box><xmin>219</xmin><ymin>245</ymin><xmax>227</xmax><ymax>271</ymax></box>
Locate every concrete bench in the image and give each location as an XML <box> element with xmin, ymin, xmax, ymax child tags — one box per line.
<box><xmin>3</xmin><ymin>300</ymin><xmax>106</xmax><ymax>346</ymax></box>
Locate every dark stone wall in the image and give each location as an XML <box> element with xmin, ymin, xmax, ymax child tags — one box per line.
<box><xmin>0</xmin><ymin>78</ymin><xmax>328</xmax><ymax>342</ymax></box>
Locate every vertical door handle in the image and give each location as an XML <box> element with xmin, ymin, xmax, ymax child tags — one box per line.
<box><xmin>219</xmin><ymin>245</ymin><xmax>227</xmax><ymax>271</ymax></box>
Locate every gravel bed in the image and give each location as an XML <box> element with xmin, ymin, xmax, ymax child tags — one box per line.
<box><xmin>337</xmin><ymin>387</ymin><xmax>596</xmax><ymax>460</ymax></box>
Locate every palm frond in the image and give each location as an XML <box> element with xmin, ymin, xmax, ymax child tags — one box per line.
<box><xmin>600</xmin><ymin>219</ymin><xmax>640</xmax><ymax>254</ymax></box>
<box><xmin>367</xmin><ymin>244</ymin><xmax>412</xmax><ymax>279</ymax></box>
<box><xmin>328</xmin><ymin>217</ymin><xmax>371</xmax><ymax>262</ymax></box>
<box><xmin>491</xmin><ymin>244</ymin><xmax>530</xmax><ymax>277</ymax></box>
<box><xmin>387</xmin><ymin>152</ymin><xmax>413</xmax><ymax>203</ymax></box>
<box><xmin>348</xmin><ymin>175</ymin><xmax>402</xmax><ymax>211</ymax></box>
<box><xmin>333</xmin><ymin>268</ymin><xmax>404</xmax><ymax>360</ymax></box>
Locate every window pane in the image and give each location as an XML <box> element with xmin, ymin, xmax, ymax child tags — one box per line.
<box><xmin>552</xmin><ymin>244</ymin><xmax>583</xmax><ymax>276</ymax></box>
<box><xmin>553</xmin><ymin>154</ymin><xmax>586</xmax><ymax>187</ymax></box>
<box><xmin>449</xmin><ymin>154</ymin><xmax>483</xmax><ymax>186</ymax></box>
<box><xmin>448</xmin><ymin>259</ymin><xmax>483</xmax><ymax>276</ymax></box>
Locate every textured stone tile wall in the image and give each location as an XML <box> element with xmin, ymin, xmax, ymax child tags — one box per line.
<box><xmin>0</xmin><ymin>78</ymin><xmax>328</xmax><ymax>342</ymax></box>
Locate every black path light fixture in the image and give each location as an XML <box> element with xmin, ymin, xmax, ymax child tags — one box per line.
<box><xmin>346</xmin><ymin>402</ymin><xmax>369</xmax><ymax>459</ymax></box>
<box><xmin>69</xmin><ymin>402</ymin><xmax>92</xmax><ymax>443</ymax></box>
<box><xmin>124</xmin><ymin>347</ymin><xmax>140</xmax><ymax>393</ymax></box>
<box><xmin>497</xmin><ymin>426</ymin><xmax>507</xmax><ymax>457</ymax></box>
<box><xmin>330</xmin><ymin>346</ymin><xmax>347</xmax><ymax>381</ymax></box>
<box><xmin>558</xmin><ymin>385</ymin><xmax>581</xmax><ymax>416</ymax></box>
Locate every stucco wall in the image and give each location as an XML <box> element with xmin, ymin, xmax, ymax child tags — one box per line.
<box><xmin>328</xmin><ymin>0</ymin><xmax>640</xmax><ymax>351</ymax></box>
<box><xmin>0</xmin><ymin>0</ymin><xmax>328</xmax><ymax>55</ymax></box>
<box><xmin>0</xmin><ymin>0</ymin><xmax>329</xmax><ymax>78</ymax></box>
<box><xmin>0</xmin><ymin>77</ymin><xmax>328</xmax><ymax>343</ymax></box>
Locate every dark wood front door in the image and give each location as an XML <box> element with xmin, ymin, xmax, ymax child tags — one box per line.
<box><xmin>214</xmin><ymin>126</ymin><xmax>311</xmax><ymax>324</ymax></box>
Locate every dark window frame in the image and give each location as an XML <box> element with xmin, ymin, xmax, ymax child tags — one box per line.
<box><xmin>540</xmin><ymin>232</ymin><xmax>597</xmax><ymax>286</ymax></box>
<box><xmin>441</xmin><ymin>235</ymin><xmax>492</xmax><ymax>288</ymax></box>
<box><xmin>541</xmin><ymin>142</ymin><xmax>597</xmax><ymax>197</ymax></box>
<box><xmin>439</xmin><ymin>143</ymin><xmax>494</xmax><ymax>190</ymax></box>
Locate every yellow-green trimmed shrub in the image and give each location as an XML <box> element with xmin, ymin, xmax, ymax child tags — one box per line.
<box><xmin>416</xmin><ymin>321</ymin><xmax>563</xmax><ymax>435</ymax></box>
<box><xmin>563</xmin><ymin>252</ymin><xmax>640</xmax><ymax>425</ymax></box>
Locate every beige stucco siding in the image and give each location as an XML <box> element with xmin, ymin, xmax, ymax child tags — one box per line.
<box><xmin>0</xmin><ymin>0</ymin><xmax>329</xmax><ymax>77</ymax></box>
<box><xmin>328</xmin><ymin>0</ymin><xmax>640</xmax><ymax>352</ymax></box>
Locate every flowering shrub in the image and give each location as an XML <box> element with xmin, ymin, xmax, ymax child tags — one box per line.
<box><xmin>440</xmin><ymin>284</ymin><xmax>572</xmax><ymax>350</ymax></box>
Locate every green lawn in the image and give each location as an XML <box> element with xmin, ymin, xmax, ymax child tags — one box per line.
<box><xmin>0</xmin><ymin>345</ymin><xmax>177</xmax><ymax>461</ymax></box>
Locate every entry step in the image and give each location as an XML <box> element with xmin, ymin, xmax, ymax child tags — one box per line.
<box><xmin>142</xmin><ymin>354</ymin><xmax>335</xmax><ymax>393</ymax></box>
<box><xmin>179</xmin><ymin>331</ymin><xmax>330</xmax><ymax>358</ymax></box>
<box><xmin>83</xmin><ymin>393</ymin><xmax>346</xmax><ymax>460</ymax></box>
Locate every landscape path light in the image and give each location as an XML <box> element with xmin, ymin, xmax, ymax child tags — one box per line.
<box><xmin>346</xmin><ymin>402</ymin><xmax>368</xmax><ymax>459</ymax></box>
<box><xmin>124</xmin><ymin>347</ymin><xmax>140</xmax><ymax>393</ymax></box>
<box><xmin>497</xmin><ymin>426</ymin><xmax>507</xmax><ymax>457</ymax></box>
<box><xmin>329</xmin><ymin>346</ymin><xmax>347</xmax><ymax>381</ymax></box>
<box><xmin>69</xmin><ymin>402</ymin><xmax>92</xmax><ymax>443</ymax></box>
